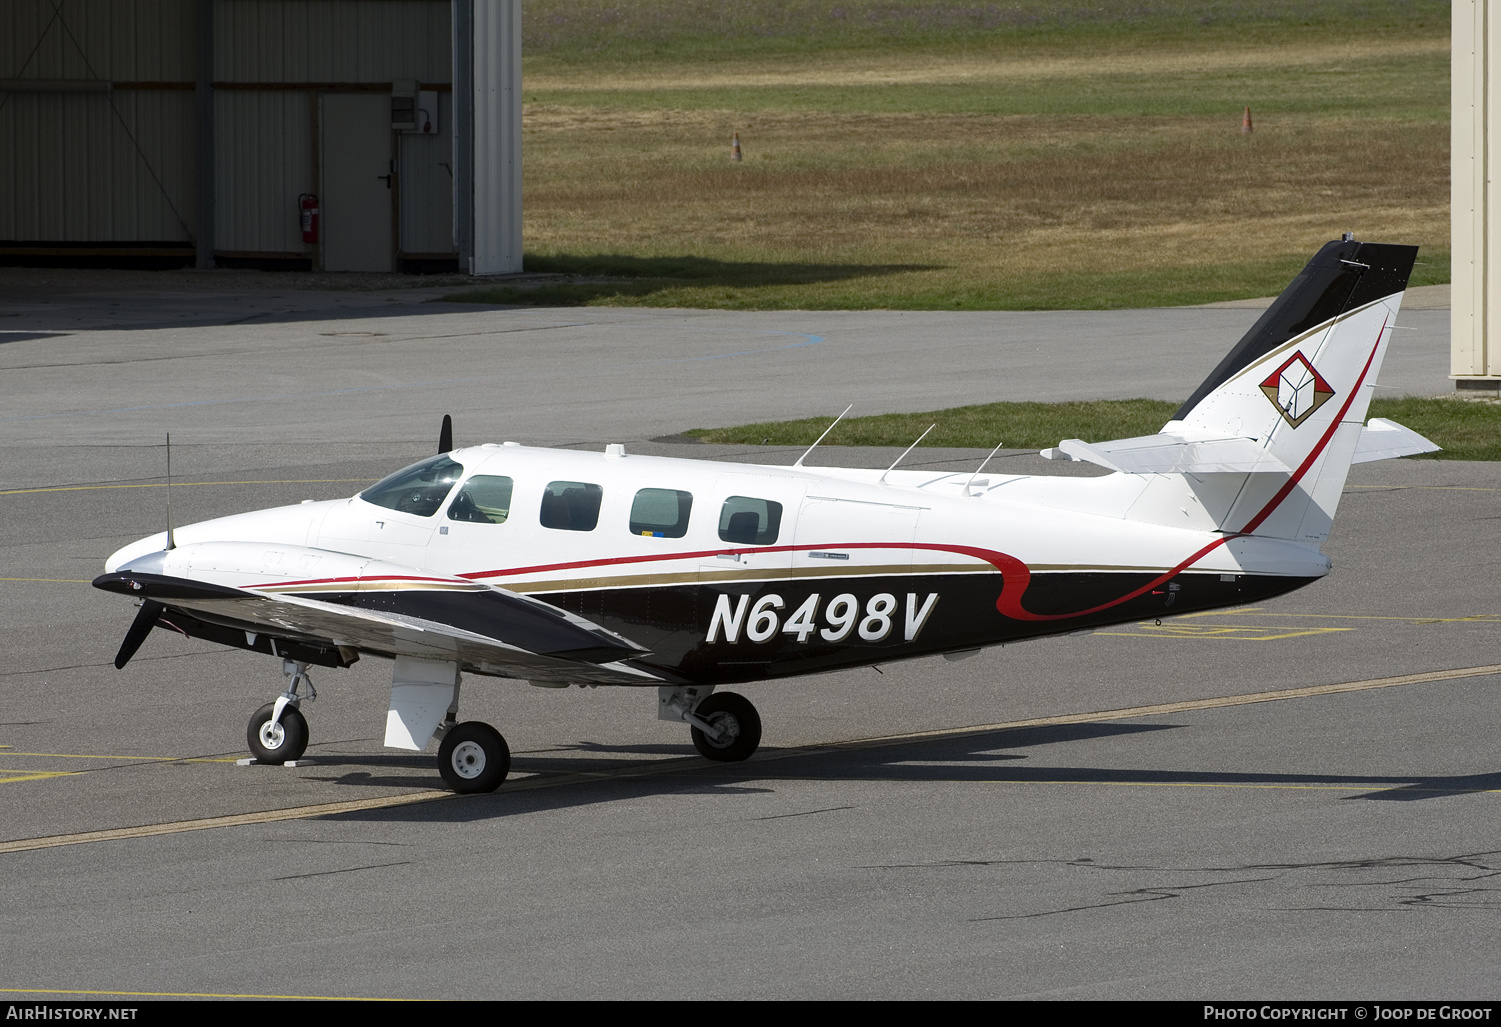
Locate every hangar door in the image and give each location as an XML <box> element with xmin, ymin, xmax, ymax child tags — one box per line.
<box><xmin>321</xmin><ymin>94</ymin><xmax>394</xmax><ymax>272</ymax></box>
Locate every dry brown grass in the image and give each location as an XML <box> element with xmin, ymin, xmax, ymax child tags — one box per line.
<box><xmin>525</xmin><ymin>115</ymin><xmax>1446</xmax><ymax>280</ymax></box>
<box><xmin>502</xmin><ymin>13</ymin><xmax>1450</xmax><ymax>308</ymax></box>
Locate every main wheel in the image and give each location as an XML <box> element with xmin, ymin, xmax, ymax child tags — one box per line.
<box><xmin>690</xmin><ymin>692</ymin><xmax>762</xmax><ymax>762</ymax></box>
<box><xmin>438</xmin><ymin>721</ymin><xmax>511</xmax><ymax>794</ymax></box>
<box><xmin>247</xmin><ymin>703</ymin><xmax>309</xmax><ymax>764</ymax></box>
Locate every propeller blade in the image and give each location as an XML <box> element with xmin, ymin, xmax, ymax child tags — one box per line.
<box><xmin>114</xmin><ymin>600</ymin><xmax>164</xmax><ymax>670</ymax></box>
<box><xmin>438</xmin><ymin>414</ymin><xmax>453</xmax><ymax>454</ymax></box>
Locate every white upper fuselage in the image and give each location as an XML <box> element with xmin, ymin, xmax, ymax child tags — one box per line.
<box><xmin>107</xmin><ymin>442</ymin><xmax>1329</xmax><ymax>603</ymax></box>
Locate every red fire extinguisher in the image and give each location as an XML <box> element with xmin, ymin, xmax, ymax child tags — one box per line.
<box><xmin>299</xmin><ymin>193</ymin><xmax>319</xmax><ymax>244</ymax></box>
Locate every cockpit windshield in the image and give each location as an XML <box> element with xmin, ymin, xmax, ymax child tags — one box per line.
<box><xmin>359</xmin><ymin>455</ymin><xmax>464</xmax><ymax>517</ymax></box>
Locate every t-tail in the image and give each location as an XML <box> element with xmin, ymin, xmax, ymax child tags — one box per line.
<box><xmin>1045</xmin><ymin>238</ymin><xmax>1436</xmax><ymax>544</ymax></box>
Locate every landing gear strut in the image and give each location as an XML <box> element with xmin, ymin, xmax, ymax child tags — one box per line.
<box><xmin>246</xmin><ymin>658</ymin><xmax>315</xmax><ymax>764</ymax></box>
<box><xmin>660</xmin><ymin>686</ymin><xmax>762</xmax><ymax>762</ymax></box>
<box><xmin>689</xmin><ymin>692</ymin><xmax>762</xmax><ymax>762</ymax></box>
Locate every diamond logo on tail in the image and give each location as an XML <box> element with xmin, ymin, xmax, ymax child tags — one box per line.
<box><xmin>1260</xmin><ymin>352</ymin><xmax>1334</xmax><ymax>427</ymax></box>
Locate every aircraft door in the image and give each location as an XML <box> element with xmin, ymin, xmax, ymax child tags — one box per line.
<box><xmin>793</xmin><ymin>490</ymin><xmax>923</xmax><ymax>575</ymax></box>
<box><xmin>789</xmin><ymin>490</ymin><xmax>930</xmax><ymax>653</ymax></box>
<box><xmin>321</xmin><ymin>93</ymin><xmax>394</xmax><ymax>272</ymax></box>
<box><xmin>692</xmin><ymin>474</ymin><xmax>804</xmax><ymax>673</ymax></box>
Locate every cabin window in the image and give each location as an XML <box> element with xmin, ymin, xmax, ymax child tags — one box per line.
<box><xmin>540</xmin><ymin>480</ymin><xmax>603</xmax><ymax>532</ymax></box>
<box><xmin>360</xmin><ymin>455</ymin><xmax>463</xmax><ymax>518</ymax></box>
<box><xmin>630</xmin><ymin>488</ymin><xmax>692</xmax><ymax>538</ymax></box>
<box><xmin>447</xmin><ymin>475</ymin><xmax>514</xmax><ymax>524</ymax></box>
<box><xmin>718</xmin><ymin>496</ymin><xmax>782</xmax><ymax>545</ymax></box>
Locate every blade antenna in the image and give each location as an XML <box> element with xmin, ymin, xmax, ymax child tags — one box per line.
<box><xmin>879</xmin><ymin>424</ymin><xmax>936</xmax><ymax>484</ymax></box>
<box><xmin>165</xmin><ymin>433</ymin><xmax>176</xmax><ymax>551</ymax></box>
<box><xmin>438</xmin><ymin>413</ymin><xmax>453</xmax><ymax>454</ymax></box>
<box><xmin>793</xmin><ymin>404</ymin><xmax>853</xmax><ymax>468</ymax></box>
<box><xmin>963</xmin><ymin>439</ymin><xmax>1006</xmax><ymax>496</ymax></box>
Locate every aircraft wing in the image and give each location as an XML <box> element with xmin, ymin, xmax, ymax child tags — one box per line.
<box><xmin>94</xmin><ymin>542</ymin><xmax>666</xmax><ymax>686</ymax></box>
<box><xmin>1350</xmin><ymin>417</ymin><xmax>1441</xmax><ymax>463</ymax></box>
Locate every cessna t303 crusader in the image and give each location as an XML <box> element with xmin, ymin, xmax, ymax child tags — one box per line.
<box><xmin>96</xmin><ymin>238</ymin><xmax>1437</xmax><ymax>793</ymax></box>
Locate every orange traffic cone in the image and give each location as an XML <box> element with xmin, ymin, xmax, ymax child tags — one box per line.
<box><xmin>1241</xmin><ymin>106</ymin><xmax>1253</xmax><ymax>134</ymax></box>
<box><xmin>731</xmin><ymin>131</ymin><xmax>743</xmax><ymax>162</ymax></box>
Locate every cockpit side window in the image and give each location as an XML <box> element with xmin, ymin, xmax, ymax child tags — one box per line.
<box><xmin>448</xmin><ymin>475</ymin><xmax>514</xmax><ymax>524</ymax></box>
<box><xmin>630</xmin><ymin>488</ymin><xmax>692</xmax><ymax>538</ymax></box>
<box><xmin>718</xmin><ymin>496</ymin><xmax>782</xmax><ymax>545</ymax></box>
<box><xmin>540</xmin><ymin>480</ymin><xmax>603</xmax><ymax>532</ymax></box>
<box><xmin>360</xmin><ymin>455</ymin><xmax>463</xmax><ymax>518</ymax></box>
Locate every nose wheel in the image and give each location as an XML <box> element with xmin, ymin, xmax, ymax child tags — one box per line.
<box><xmin>438</xmin><ymin>721</ymin><xmax>511</xmax><ymax>793</ymax></box>
<box><xmin>247</xmin><ymin>702</ymin><xmax>309</xmax><ymax>764</ymax></box>
<box><xmin>245</xmin><ymin>658</ymin><xmax>316</xmax><ymax>764</ymax></box>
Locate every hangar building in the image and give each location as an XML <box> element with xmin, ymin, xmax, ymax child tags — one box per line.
<box><xmin>0</xmin><ymin>0</ymin><xmax>519</xmax><ymax>274</ymax></box>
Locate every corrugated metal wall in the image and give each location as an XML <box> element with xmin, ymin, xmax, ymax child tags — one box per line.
<box><xmin>2</xmin><ymin>0</ymin><xmax>196</xmax><ymax>81</ymax></box>
<box><xmin>215</xmin><ymin>89</ymin><xmax>313</xmax><ymax>254</ymax></box>
<box><xmin>2</xmin><ymin>0</ymin><xmax>455</xmax><ymax>264</ymax></box>
<box><xmin>470</xmin><ymin>0</ymin><xmax>520</xmax><ymax>275</ymax></box>
<box><xmin>1</xmin><ymin>0</ymin><xmax>198</xmax><ymax>244</ymax></box>
<box><xmin>399</xmin><ymin>91</ymin><xmax>453</xmax><ymax>256</ymax></box>
<box><xmin>215</xmin><ymin>0</ymin><xmax>449</xmax><ymax>84</ymax></box>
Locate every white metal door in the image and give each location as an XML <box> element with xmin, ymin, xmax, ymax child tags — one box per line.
<box><xmin>322</xmin><ymin>94</ymin><xmax>393</xmax><ymax>272</ymax></box>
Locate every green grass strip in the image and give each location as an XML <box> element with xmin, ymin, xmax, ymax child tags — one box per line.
<box><xmin>684</xmin><ymin>396</ymin><xmax>1501</xmax><ymax>461</ymax></box>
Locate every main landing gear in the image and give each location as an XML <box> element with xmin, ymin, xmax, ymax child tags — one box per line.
<box><xmin>437</xmin><ymin>721</ymin><xmax>511</xmax><ymax>793</ymax></box>
<box><xmin>246</xmin><ymin>658</ymin><xmax>316</xmax><ymax>764</ymax></box>
<box><xmin>660</xmin><ymin>686</ymin><xmax>762</xmax><ymax>763</ymax></box>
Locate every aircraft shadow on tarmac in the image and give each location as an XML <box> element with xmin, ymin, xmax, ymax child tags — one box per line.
<box><xmin>7</xmin><ymin>255</ymin><xmax>936</xmax><ymax>333</ymax></box>
<box><xmin>0</xmin><ymin>330</ymin><xmax>69</xmax><ymax>344</ymax></box>
<box><xmin>445</xmin><ymin>253</ymin><xmax>936</xmax><ymax>309</ymax></box>
<box><xmin>312</xmin><ymin>720</ymin><xmax>1501</xmax><ymax>825</ymax></box>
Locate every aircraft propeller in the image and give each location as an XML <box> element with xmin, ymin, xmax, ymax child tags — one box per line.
<box><xmin>114</xmin><ymin>600</ymin><xmax>164</xmax><ymax>669</ymax></box>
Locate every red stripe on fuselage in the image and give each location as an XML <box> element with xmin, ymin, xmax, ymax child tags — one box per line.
<box><xmin>257</xmin><ymin>325</ymin><xmax>1383</xmax><ymax>623</ymax></box>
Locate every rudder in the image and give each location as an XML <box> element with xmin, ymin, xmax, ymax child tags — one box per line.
<box><xmin>1164</xmin><ymin>239</ymin><xmax>1418</xmax><ymax>543</ymax></box>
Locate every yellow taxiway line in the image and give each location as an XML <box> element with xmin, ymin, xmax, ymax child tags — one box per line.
<box><xmin>3</xmin><ymin>661</ymin><xmax>1500</xmax><ymax>855</ymax></box>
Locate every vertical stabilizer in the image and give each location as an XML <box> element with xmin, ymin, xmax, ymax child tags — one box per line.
<box><xmin>1164</xmin><ymin>240</ymin><xmax>1418</xmax><ymax>543</ymax></box>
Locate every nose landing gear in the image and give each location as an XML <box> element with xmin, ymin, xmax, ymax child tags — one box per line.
<box><xmin>246</xmin><ymin>658</ymin><xmax>316</xmax><ymax>764</ymax></box>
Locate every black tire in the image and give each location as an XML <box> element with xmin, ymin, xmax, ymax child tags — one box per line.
<box><xmin>690</xmin><ymin>692</ymin><xmax>762</xmax><ymax>762</ymax></box>
<box><xmin>247</xmin><ymin>703</ymin><xmax>309</xmax><ymax>764</ymax></box>
<box><xmin>438</xmin><ymin>721</ymin><xmax>511</xmax><ymax>793</ymax></box>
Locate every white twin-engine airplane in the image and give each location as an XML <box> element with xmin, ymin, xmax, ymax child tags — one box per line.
<box><xmin>96</xmin><ymin>238</ymin><xmax>1437</xmax><ymax>793</ymax></box>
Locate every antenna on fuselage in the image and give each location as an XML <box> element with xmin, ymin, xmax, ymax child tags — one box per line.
<box><xmin>963</xmin><ymin>439</ymin><xmax>1006</xmax><ymax>496</ymax></box>
<box><xmin>438</xmin><ymin>413</ymin><xmax>453</xmax><ymax>454</ymax></box>
<box><xmin>792</xmin><ymin>404</ymin><xmax>853</xmax><ymax>468</ymax></box>
<box><xmin>878</xmin><ymin>423</ymin><xmax>936</xmax><ymax>484</ymax></box>
<box><xmin>164</xmin><ymin>433</ymin><xmax>176</xmax><ymax>551</ymax></box>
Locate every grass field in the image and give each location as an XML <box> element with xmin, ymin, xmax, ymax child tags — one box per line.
<box><xmin>449</xmin><ymin>1</ymin><xmax>1451</xmax><ymax>310</ymax></box>
<box><xmin>685</xmin><ymin>397</ymin><xmax>1501</xmax><ymax>461</ymax></box>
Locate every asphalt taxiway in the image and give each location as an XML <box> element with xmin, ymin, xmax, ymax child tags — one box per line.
<box><xmin>1</xmin><ymin>276</ymin><xmax>1497</xmax><ymax>1000</ymax></box>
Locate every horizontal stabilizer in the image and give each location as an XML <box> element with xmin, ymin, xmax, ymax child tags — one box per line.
<box><xmin>1351</xmin><ymin>417</ymin><xmax>1441</xmax><ymax>464</ymax></box>
<box><xmin>1041</xmin><ymin>434</ymin><xmax>1291</xmax><ymax>475</ymax></box>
